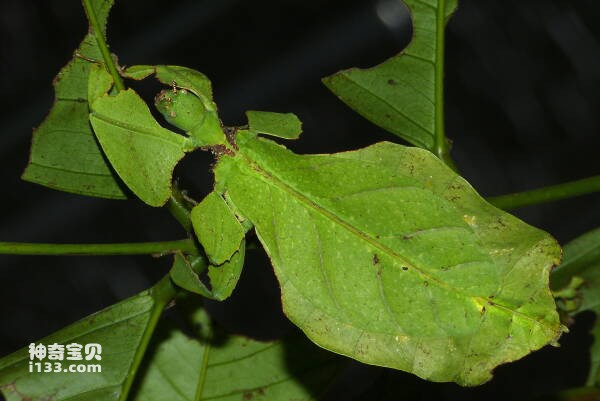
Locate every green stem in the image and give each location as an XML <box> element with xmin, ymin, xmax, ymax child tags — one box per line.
<box><xmin>487</xmin><ymin>175</ymin><xmax>600</xmax><ymax>211</ymax></box>
<box><xmin>119</xmin><ymin>275</ymin><xmax>178</xmax><ymax>401</ymax></box>
<box><xmin>167</xmin><ymin>182</ymin><xmax>195</xmax><ymax>232</ymax></box>
<box><xmin>531</xmin><ymin>387</ymin><xmax>600</xmax><ymax>401</ymax></box>
<box><xmin>81</xmin><ymin>0</ymin><xmax>125</xmax><ymax>91</ymax></box>
<box><xmin>0</xmin><ymin>239</ymin><xmax>196</xmax><ymax>256</ymax></box>
<box><xmin>434</xmin><ymin>0</ymin><xmax>455</xmax><ymax>171</ymax></box>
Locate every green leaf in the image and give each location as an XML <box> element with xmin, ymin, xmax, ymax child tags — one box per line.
<box><xmin>88</xmin><ymin>64</ymin><xmax>114</xmax><ymax>106</ymax></box>
<box><xmin>121</xmin><ymin>65</ymin><xmax>155</xmax><ymax>81</ymax></box>
<box><xmin>323</xmin><ymin>0</ymin><xmax>457</xmax><ymax>150</ymax></box>
<box><xmin>21</xmin><ymin>0</ymin><xmax>127</xmax><ymax>199</ymax></box>
<box><xmin>207</xmin><ymin>242</ymin><xmax>245</xmax><ymax>301</ymax></box>
<box><xmin>551</xmin><ymin>227</ymin><xmax>600</xmax><ymax>386</ymax></box>
<box><xmin>212</xmin><ymin>132</ymin><xmax>561</xmax><ymax>386</ymax></box>
<box><xmin>170</xmin><ymin>248</ymin><xmax>245</xmax><ymax>301</ymax></box>
<box><xmin>191</xmin><ymin>191</ymin><xmax>246</xmax><ymax>265</ymax></box>
<box><xmin>89</xmin><ymin>89</ymin><xmax>188</xmax><ymax>207</ymax></box>
<box><xmin>0</xmin><ymin>279</ymin><xmax>173</xmax><ymax>401</ymax></box>
<box><xmin>130</xmin><ymin>308</ymin><xmax>343</xmax><ymax>401</ymax></box>
<box><xmin>246</xmin><ymin>111</ymin><xmax>303</xmax><ymax>139</ymax></box>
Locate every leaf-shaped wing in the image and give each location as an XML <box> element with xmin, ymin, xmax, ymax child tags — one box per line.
<box><xmin>323</xmin><ymin>0</ymin><xmax>458</xmax><ymax>150</ymax></box>
<box><xmin>21</xmin><ymin>0</ymin><xmax>127</xmax><ymax>199</ymax></box>
<box><xmin>214</xmin><ymin>133</ymin><xmax>561</xmax><ymax>386</ymax></box>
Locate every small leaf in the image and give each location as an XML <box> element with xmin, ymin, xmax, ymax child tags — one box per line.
<box><xmin>122</xmin><ymin>65</ymin><xmax>155</xmax><ymax>81</ymax></box>
<box><xmin>0</xmin><ymin>287</ymin><xmax>157</xmax><ymax>400</ymax></box>
<box><xmin>191</xmin><ymin>191</ymin><xmax>246</xmax><ymax>265</ymax></box>
<box><xmin>170</xmin><ymin>254</ymin><xmax>213</xmax><ymax>298</ymax></box>
<box><xmin>213</xmin><ymin>132</ymin><xmax>562</xmax><ymax>386</ymax></box>
<box><xmin>170</xmin><ymin>248</ymin><xmax>245</xmax><ymax>301</ymax></box>
<box><xmin>246</xmin><ymin>110</ymin><xmax>303</xmax><ymax>139</ymax></box>
<box><xmin>323</xmin><ymin>0</ymin><xmax>458</xmax><ymax>150</ymax></box>
<box><xmin>130</xmin><ymin>308</ymin><xmax>343</xmax><ymax>401</ymax></box>
<box><xmin>89</xmin><ymin>89</ymin><xmax>188</xmax><ymax>207</ymax></box>
<box><xmin>208</xmin><ymin>241</ymin><xmax>245</xmax><ymax>301</ymax></box>
<box><xmin>21</xmin><ymin>0</ymin><xmax>126</xmax><ymax>199</ymax></box>
<box><xmin>552</xmin><ymin>227</ymin><xmax>600</xmax><ymax>386</ymax></box>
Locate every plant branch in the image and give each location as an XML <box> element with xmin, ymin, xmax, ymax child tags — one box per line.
<box><xmin>82</xmin><ymin>0</ymin><xmax>125</xmax><ymax>91</ymax></box>
<box><xmin>167</xmin><ymin>182</ymin><xmax>195</xmax><ymax>232</ymax></box>
<box><xmin>83</xmin><ymin>1</ymin><xmax>194</xmax><ymax>232</ymax></box>
<box><xmin>194</xmin><ymin>343</ymin><xmax>211</xmax><ymax>401</ymax></box>
<box><xmin>119</xmin><ymin>275</ymin><xmax>177</xmax><ymax>401</ymax></box>
<box><xmin>0</xmin><ymin>239</ymin><xmax>196</xmax><ymax>256</ymax></box>
<box><xmin>487</xmin><ymin>175</ymin><xmax>600</xmax><ymax>211</ymax></box>
<box><xmin>434</xmin><ymin>0</ymin><xmax>456</xmax><ymax>171</ymax></box>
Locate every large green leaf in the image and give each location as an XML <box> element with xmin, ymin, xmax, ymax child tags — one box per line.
<box><xmin>131</xmin><ymin>309</ymin><xmax>343</xmax><ymax>400</ymax></box>
<box><xmin>212</xmin><ymin>132</ymin><xmax>562</xmax><ymax>386</ymax></box>
<box><xmin>0</xmin><ymin>278</ymin><xmax>173</xmax><ymax>401</ymax></box>
<box><xmin>323</xmin><ymin>0</ymin><xmax>458</xmax><ymax>150</ymax></box>
<box><xmin>21</xmin><ymin>0</ymin><xmax>127</xmax><ymax>199</ymax></box>
<box><xmin>552</xmin><ymin>227</ymin><xmax>600</xmax><ymax>387</ymax></box>
<box><xmin>89</xmin><ymin>89</ymin><xmax>189</xmax><ymax>207</ymax></box>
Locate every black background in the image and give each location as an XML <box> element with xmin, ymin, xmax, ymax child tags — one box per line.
<box><xmin>1</xmin><ymin>0</ymin><xmax>600</xmax><ymax>399</ymax></box>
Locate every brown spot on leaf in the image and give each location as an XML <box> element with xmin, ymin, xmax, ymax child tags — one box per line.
<box><xmin>388</xmin><ymin>79</ymin><xmax>397</xmax><ymax>85</ymax></box>
<box><xmin>372</xmin><ymin>254</ymin><xmax>379</xmax><ymax>265</ymax></box>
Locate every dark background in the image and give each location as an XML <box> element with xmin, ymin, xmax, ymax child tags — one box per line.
<box><xmin>1</xmin><ymin>0</ymin><xmax>600</xmax><ymax>400</ymax></box>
